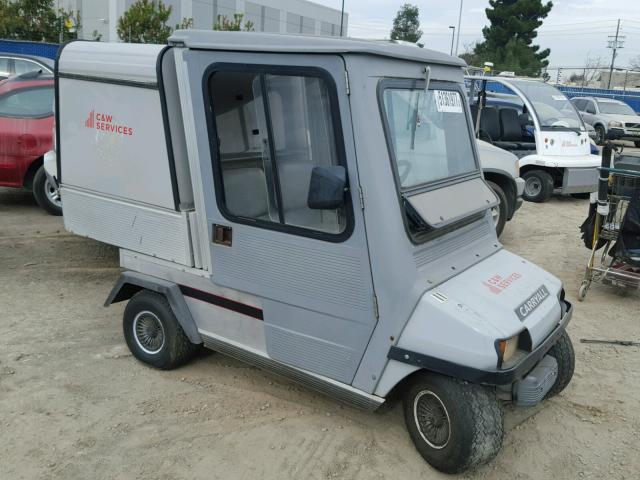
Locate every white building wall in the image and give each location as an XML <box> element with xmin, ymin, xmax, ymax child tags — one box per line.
<box><xmin>66</xmin><ymin>0</ymin><xmax>347</xmax><ymax>42</ymax></box>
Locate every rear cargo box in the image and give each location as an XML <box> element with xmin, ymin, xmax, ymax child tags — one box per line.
<box><xmin>57</xmin><ymin>42</ymin><xmax>194</xmax><ymax>266</ymax></box>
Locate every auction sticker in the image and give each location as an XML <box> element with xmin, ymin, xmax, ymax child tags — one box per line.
<box><xmin>434</xmin><ymin>90</ymin><xmax>463</xmax><ymax>113</ymax></box>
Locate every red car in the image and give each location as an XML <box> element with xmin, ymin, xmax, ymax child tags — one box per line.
<box><xmin>0</xmin><ymin>71</ymin><xmax>59</xmax><ymax>214</ymax></box>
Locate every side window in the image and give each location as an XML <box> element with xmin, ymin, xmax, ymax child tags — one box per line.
<box><xmin>0</xmin><ymin>87</ymin><xmax>54</xmax><ymax>117</ymax></box>
<box><xmin>209</xmin><ymin>69</ymin><xmax>348</xmax><ymax>236</ymax></box>
<box><xmin>14</xmin><ymin>59</ymin><xmax>44</xmax><ymax>75</ymax></box>
<box><xmin>0</xmin><ymin>57</ymin><xmax>10</xmax><ymax>78</ymax></box>
<box><xmin>585</xmin><ymin>101</ymin><xmax>596</xmax><ymax>114</ymax></box>
<box><xmin>573</xmin><ymin>99</ymin><xmax>586</xmax><ymax>111</ymax></box>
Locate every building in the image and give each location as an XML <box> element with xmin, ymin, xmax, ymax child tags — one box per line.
<box><xmin>599</xmin><ymin>70</ymin><xmax>640</xmax><ymax>90</ymax></box>
<box><xmin>60</xmin><ymin>0</ymin><xmax>348</xmax><ymax>43</ymax></box>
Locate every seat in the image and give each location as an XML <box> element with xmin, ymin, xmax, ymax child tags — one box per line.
<box><xmin>479</xmin><ymin>107</ymin><xmax>518</xmax><ymax>150</ymax></box>
<box><xmin>499</xmin><ymin>108</ymin><xmax>536</xmax><ymax>150</ymax></box>
<box><xmin>222</xmin><ymin>167</ymin><xmax>270</xmax><ymax>219</ymax></box>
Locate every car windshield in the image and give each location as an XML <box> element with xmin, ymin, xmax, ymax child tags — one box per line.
<box><xmin>382</xmin><ymin>86</ymin><xmax>477</xmax><ymax>189</ymax></box>
<box><xmin>597</xmin><ymin>101</ymin><xmax>636</xmax><ymax>115</ymax></box>
<box><xmin>509</xmin><ymin>80</ymin><xmax>583</xmax><ymax>131</ymax></box>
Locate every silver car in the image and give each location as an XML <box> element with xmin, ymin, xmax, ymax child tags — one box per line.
<box><xmin>571</xmin><ymin>96</ymin><xmax>640</xmax><ymax>147</ymax></box>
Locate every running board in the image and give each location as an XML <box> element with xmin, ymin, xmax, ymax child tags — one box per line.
<box><xmin>201</xmin><ymin>333</ymin><xmax>384</xmax><ymax>411</ymax></box>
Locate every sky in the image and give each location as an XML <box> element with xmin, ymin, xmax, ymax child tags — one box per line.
<box><xmin>313</xmin><ymin>0</ymin><xmax>640</xmax><ymax>70</ymax></box>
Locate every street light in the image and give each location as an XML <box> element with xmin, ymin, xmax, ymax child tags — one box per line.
<box><xmin>455</xmin><ymin>0</ymin><xmax>464</xmax><ymax>55</ymax></box>
<box><xmin>449</xmin><ymin>26</ymin><xmax>455</xmax><ymax>56</ymax></box>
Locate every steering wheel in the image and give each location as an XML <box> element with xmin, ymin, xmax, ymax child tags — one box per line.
<box><xmin>397</xmin><ymin>160</ymin><xmax>412</xmax><ymax>183</ymax></box>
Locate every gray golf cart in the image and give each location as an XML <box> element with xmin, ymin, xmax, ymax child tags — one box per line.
<box><xmin>50</xmin><ymin>32</ymin><xmax>574</xmax><ymax>473</ymax></box>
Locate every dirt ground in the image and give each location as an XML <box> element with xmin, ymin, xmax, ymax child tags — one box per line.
<box><xmin>1</xmin><ymin>179</ymin><xmax>639</xmax><ymax>480</ymax></box>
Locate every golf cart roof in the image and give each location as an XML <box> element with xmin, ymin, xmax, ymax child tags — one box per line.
<box><xmin>169</xmin><ymin>30</ymin><xmax>466</xmax><ymax>67</ymax></box>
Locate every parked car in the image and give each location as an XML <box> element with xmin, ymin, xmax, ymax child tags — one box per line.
<box><xmin>0</xmin><ymin>53</ymin><xmax>54</xmax><ymax>80</ymax></box>
<box><xmin>467</xmin><ymin>77</ymin><xmax>600</xmax><ymax>202</ymax></box>
<box><xmin>570</xmin><ymin>96</ymin><xmax>640</xmax><ymax>147</ymax></box>
<box><xmin>0</xmin><ymin>71</ymin><xmax>59</xmax><ymax>214</ymax></box>
<box><xmin>478</xmin><ymin>139</ymin><xmax>524</xmax><ymax>236</ymax></box>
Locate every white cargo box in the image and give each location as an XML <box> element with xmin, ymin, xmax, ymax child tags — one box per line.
<box><xmin>57</xmin><ymin>42</ymin><xmax>196</xmax><ymax>266</ymax></box>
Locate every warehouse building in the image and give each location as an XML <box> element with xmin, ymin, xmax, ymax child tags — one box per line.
<box><xmin>60</xmin><ymin>0</ymin><xmax>348</xmax><ymax>43</ymax></box>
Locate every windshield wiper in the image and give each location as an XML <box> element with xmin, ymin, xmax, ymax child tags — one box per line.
<box><xmin>540</xmin><ymin>125</ymin><xmax>582</xmax><ymax>134</ymax></box>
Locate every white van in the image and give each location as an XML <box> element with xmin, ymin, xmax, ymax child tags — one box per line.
<box><xmin>47</xmin><ymin>32</ymin><xmax>574</xmax><ymax>473</ymax></box>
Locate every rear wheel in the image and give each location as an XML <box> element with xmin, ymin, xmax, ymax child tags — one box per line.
<box><xmin>403</xmin><ymin>373</ymin><xmax>503</xmax><ymax>474</ymax></box>
<box><xmin>123</xmin><ymin>290</ymin><xmax>198</xmax><ymax>370</ymax></box>
<box><xmin>486</xmin><ymin>181</ymin><xmax>508</xmax><ymax>237</ymax></box>
<box><xmin>32</xmin><ymin>165</ymin><xmax>62</xmax><ymax>216</ymax></box>
<box><xmin>634</xmin><ymin>141</ymin><xmax>640</xmax><ymax>148</ymax></box>
<box><xmin>522</xmin><ymin>170</ymin><xmax>554</xmax><ymax>203</ymax></box>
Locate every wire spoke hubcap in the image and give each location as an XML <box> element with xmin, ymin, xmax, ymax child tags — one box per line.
<box><xmin>414</xmin><ymin>390</ymin><xmax>451</xmax><ymax>449</ymax></box>
<box><xmin>133</xmin><ymin>311</ymin><xmax>165</xmax><ymax>354</ymax></box>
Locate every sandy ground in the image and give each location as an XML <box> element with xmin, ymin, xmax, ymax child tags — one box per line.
<box><xmin>1</xmin><ymin>180</ymin><xmax>639</xmax><ymax>480</ymax></box>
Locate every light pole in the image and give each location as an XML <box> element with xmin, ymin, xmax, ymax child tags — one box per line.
<box><xmin>455</xmin><ymin>0</ymin><xmax>464</xmax><ymax>56</ymax></box>
<box><xmin>340</xmin><ymin>0</ymin><xmax>345</xmax><ymax>37</ymax></box>
<box><xmin>448</xmin><ymin>26</ymin><xmax>455</xmax><ymax>55</ymax></box>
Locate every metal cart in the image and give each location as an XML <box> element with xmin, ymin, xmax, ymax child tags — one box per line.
<box><xmin>579</xmin><ymin>145</ymin><xmax>640</xmax><ymax>300</ymax></box>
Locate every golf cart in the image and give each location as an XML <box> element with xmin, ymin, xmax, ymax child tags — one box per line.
<box><xmin>49</xmin><ymin>33</ymin><xmax>574</xmax><ymax>473</ymax></box>
<box><xmin>467</xmin><ymin>76</ymin><xmax>601</xmax><ymax>202</ymax></box>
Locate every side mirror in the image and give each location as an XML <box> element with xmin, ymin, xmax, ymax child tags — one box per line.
<box><xmin>307</xmin><ymin>165</ymin><xmax>347</xmax><ymax>210</ymax></box>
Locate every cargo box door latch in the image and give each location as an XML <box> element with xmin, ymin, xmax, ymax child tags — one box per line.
<box><xmin>212</xmin><ymin>224</ymin><xmax>233</xmax><ymax>246</ymax></box>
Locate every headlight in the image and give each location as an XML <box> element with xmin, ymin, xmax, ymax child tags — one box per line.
<box><xmin>496</xmin><ymin>335</ymin><xmax>519</xmax><ymax>366</ymax></box>
<box><xmin>608</xmin><ymin>120</ymin><xmax>623</xmax><ymax>128</ymax></box>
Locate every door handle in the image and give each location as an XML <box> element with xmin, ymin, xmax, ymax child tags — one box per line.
<box><xmin>212</xmin><ymin>224</ymin><xmax>232</xmax><ymax>246</ymax></box>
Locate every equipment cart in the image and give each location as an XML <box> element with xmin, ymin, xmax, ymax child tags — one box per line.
<box><xmin>579</xmin><ymin>145</ymin><xmax>640</xmax><ymax>300</ymax></box>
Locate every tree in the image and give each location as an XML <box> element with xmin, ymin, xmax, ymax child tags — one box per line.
<box><xmin>390</xmin><ymin>4</ymin><xmax>422</xmax><ymax>44</ymax></box>
<box><xmin>213</xmin><ymin>13</ymin><xmax>254</xmax><ymax>31</ymax></box>
<box><xmin>469</xmin><ymin>0</ymin><xmax>553</xmax><ymax>76</ymax></box>
<box><xmin>0</xmin><ymin>0</ymin><xmax>78</xmax><ymax>42</ymax></box>
<box><xmin>117</xmin><ymin>0</ymin><xmax>172</xmax><ymax>44</ymax></box>
<box><xmin>630</xmin><ymin>55</ymin><xmax>640</xmax><ymax>71</ymax></box>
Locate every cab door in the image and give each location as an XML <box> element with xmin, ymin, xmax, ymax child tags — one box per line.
<box><xmin>182</xmin><ymin>50</ymin><xmax>376</xmax><ymax>384</ymax></box>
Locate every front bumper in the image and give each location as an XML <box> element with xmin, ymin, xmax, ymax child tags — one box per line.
<box><xmin>387</xmin><ymin>300</ymin><xmax>572</xmax><ymax>386</ymax></box>
<box><xmin>561</xmin><ymin>167</ymin><xmax>598</xmax><ymax>194</ymax></box>
<box><xmin>514</xmin><ymin>177</ymin><xmax>525</xmax><ymax>212</ymax></box>
<box><xmin>609</xmin><ymin>127</ymin><xmax>640</xmax><ymax>141</ymax></box>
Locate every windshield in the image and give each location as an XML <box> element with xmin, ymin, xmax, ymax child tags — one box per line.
<box><xmin>597</xmin><ymin>100</ymin><xmax>636</xmax><ymax>115</ymax></box>
<box><xmin>509</xmin><ymin>80</ymin><xmax>583</xmax><ymax>130</ymax></box>
<box><xmin>382</xmin><ymin>85</ymin><xmax>477</xmax><ymax>189</ymax></box>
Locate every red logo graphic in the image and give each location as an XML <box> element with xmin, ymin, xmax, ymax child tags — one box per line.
<box><xmin>85</xmin><ymin>109</ymin><xmax>95</xmax><ymax>128</ymax></box>
<box><xmin>483</xmin><ymin>272</ymin><xmax>522</xmax><ymax>295</ymax></box>
<box><xmin>84</xmin><ymin>110</ymin><xmax>133</xmax><ymax>136</ymax></box>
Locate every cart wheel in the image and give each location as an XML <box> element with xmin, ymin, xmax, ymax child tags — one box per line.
<box><xmin>522</xmin><ymin>170</ymin><xmax>554</xmax><ymax>203</ymax></box>
<box><xmin>545</xmin><ymin>330</ymin><xmax>575</xmax><ymax>398</ymax></box>
<box><xmin>403</xmin><ymin>373</ymin><xmax>503</xmax><ymax>474</ymax></box>
<box><xmin>578</xmin><ymin>282</ymin><xmax>589</xmax><ymax>301</ymax></box>
<box><xmin>123</xmin><ymin>290</ymin><xmax>198</xmax><ymax>370</ymax></box>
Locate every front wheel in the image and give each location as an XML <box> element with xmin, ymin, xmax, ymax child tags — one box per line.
<box><xmin>32</xmin><ymin>165</ymin><xmax>62</xmax><ymax>215</ymax></box>
<box><xmin>522</xmin><ymin>170</ymin><xmax>554</xmax><ymax>203</ymax></box>
<box><xmin>594</xmin><ymin>125</ymin><xmax>606</xmax><ymax>146</ymax></box>
<box><xmin>486</xmin><ymin>181</ymin><xmax>508</xmax><ymax>237</ymax></box>
<box><xmin>545</xmin><ymin>330</ymin><xmax>575</xmax><ymax>398</ymax></box>
<box><xmin>403</xmin><ymin>373</ymin><xmax>504</xmax><ymax>474</ymax></box>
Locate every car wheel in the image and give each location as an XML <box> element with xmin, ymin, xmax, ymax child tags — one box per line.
<box><xmin>522</xmin><ymin>170</ymin><xmax>554</xmax><ymax>203</ymax></box>
<box><xmin>123</xmin><ymin>290</ymin><xmax>198</xmax><ymax>370</ymax></box>
<box><xmin>545</xmin><ymin>330</ymin><xmax>575</xmax><ymax>398</ymax></box>
<box><xmin>403</xmin><ymin>373</ymin><xmax>503</xmax><ymax>474</ymax></box>
<box><xmin>594</xmin><ymin>125</ymin><xmax>605</xmax><ymax>146</ymax></box>
<box><xmin>32</xmin><ymin>165</ymin><xmax>62</xmax><ymax>216</ymax></box>
<box><xmin>634</xmin><ymin>141</ymin><xmax>640</xmax><ymax>148</ymax></box>
<box><xmin>486</xmin><ymin>181</ymin><xmax>508</xmax><ymax>237</ymax></box>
